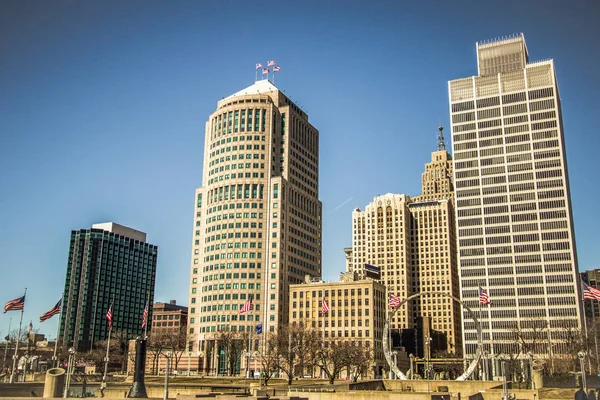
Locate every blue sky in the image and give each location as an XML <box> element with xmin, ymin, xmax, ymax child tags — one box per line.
<box><xmin>1</xmin><ymin>0</ymin><xmax>599</xmax><ymax>338</ymax></box>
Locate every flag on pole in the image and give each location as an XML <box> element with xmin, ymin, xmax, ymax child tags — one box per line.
<box><xmin>322</xmin><ymin>299</ymin><xmax>330</xmax><ymax>315</ymax></box>
<box><xmin>4</xmin><ymin>295</ymin><xmax>25</xmax><ymax>313</ymax></box>
<box><xmin>239</xmin><ymin>295</ymin><xmax>253</xmax><ymax>314</ymax></box>
<box><xmin>389</xmin><ymin>293</ymin><xmax>400</xmax><ymax>309</ymax></box>
<box><xmin>262</xmin><ymin>68</ymin><xmax>269</xmax><ymax>75</ymax></box>
<box><xmin>40</xmin><ymin>299</ymin><xmax>62</xmax><ymax>322</ymax></box>
<box><xmin>256</xmin><ymin>323</ymin><xmax>262</xmax><ymax>335</ymax></box>
<box><xmin>479</xmin><ymin>286</ymin><xmax>492</xmax><ymax>305</ymax></box>
<box><xmin>256</xmin><ymin>63</ymin><xmax>262</xmax><ymax>69</ymax></box>
<box><xmin>273</xmin><ymin>65</ymin><xmax>281</xmax><ymax>72</ymax></box>
<box><xmin>583</xmin><ymin>281</ymin><xmax>600</xmax><ymax>301</ymax></box>
<box><xmin>267</xmin><ymin>60</ymin><xmax>276</xmax><ymax>67</ymax></box>
<box><xmin>106</xmin><ymin>303</ymin><xmax>114</xmax><ymax>330</ymax></box>
<box><xmin>141</xmin><ymin>304</ymin><xmax>149</xmax><ymax>329</ymax></box>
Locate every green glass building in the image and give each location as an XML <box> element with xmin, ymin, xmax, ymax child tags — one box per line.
<box><xmin>59</xmin><ymin>222</ymin><xmax>158</xmax><ymax>351</ymax></box>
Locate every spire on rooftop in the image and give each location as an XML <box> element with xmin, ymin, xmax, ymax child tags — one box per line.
<box><xmin>437</xmin><ymin>125</ymin><xmax>446</xmax><ymax>151</ymax></box>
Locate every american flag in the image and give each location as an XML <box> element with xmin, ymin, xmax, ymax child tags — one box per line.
<box><xmin>4</xmin><ymin>295</ymin><xmax>25</xmax><ymax>313</ymax></box>
<box><xmin>256</xmin><ymin>63</ymin><xmax>262</xmax><ymax>69</ymax></box>
<box><xmin>583</xmin><ymin>281</ymin><xmax>600</xmax><ymax>301</ymax></box>
<box><xmin>262</xmin><ymin>68</ymin><xmax>269</xmax><ymax>75</ymax></box>
<box><xmin>106</xmin><ymin>303</ymin><xmax>114</xmax><ymax>330</ymax></box>
<box><xmin>267</xmin><ymin>60</ymin><xmax>276</xmax><ymax>67</ymax></box>
<box><xmin>322</xmin><ymin>299</ymin><xmax>330</xmax><ymax>315</ymax></box>
<box><xmin>239</xmin><ymin>295</ymin><xmax>253</xmax><ymax>314</ymax></box>
<box><xmin>389</xmin><ymin>293</ymin><xmax>400</xmax><ymax>309</ymax></box>
<box><xmin>40</xmin><ymin>299</ymin><xmax>62</xmax><ymax>322</ymax></box>
<box><xmin>273</xmin><ymin>65</ymin><xmax>281</xmax><ymax>72</ymax></box>
<box><xmin>141</xmin><ymin>304</ymin><xmax>149</xmax><ymax>329</ymax></box>
<box><xmin>479</xmin><ymin>286</ymin><xmax>492</xmax><ymax>305</ymax></box>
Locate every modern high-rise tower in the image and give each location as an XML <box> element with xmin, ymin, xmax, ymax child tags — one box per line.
<box><xmin>188</xmin><ymin>79</ymin><xmax>322</xmax><ymax>372</ymax></box>
<box><xmin>60</xmin><ymin>222</ymin><xmax>158</xmax><ymax>351</ymax></box>
<box><xmin>448</xmin><ymin>34</ymin><xmax>581</xmax><ymax>363</ymax></box>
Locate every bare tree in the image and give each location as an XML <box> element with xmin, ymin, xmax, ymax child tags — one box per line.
<box><xmin>271</xmin><ymin>324</ymin><xmax>319</xmax><ymax>385</ymax></box>
<box><xmin>213</xmin><ymin>328</ymin><xmax>243</xmax><ymax>376</ymax></box>
<box><xmin>256</xmin><ymin>332</ymin><xmax>280</xmax><ymax>386</ymax></box>
<box><xmin>314</xmin><ymin>340</ymin><xmax>347</xmax><ymax>385</ymax></box>
<box><xmin>147</xmin><ymin>330</ymin><xmax>170</xmax><ymax>375</ymax></box>
<box><xmin>343</xmin><ymin>342</ymin><xmax>372</xmax><ymax>383</ymax></box>
<box><xmin>164</xmin><ymin>326</ymin><xmax>187</xmax><ymax>372</ymax></box>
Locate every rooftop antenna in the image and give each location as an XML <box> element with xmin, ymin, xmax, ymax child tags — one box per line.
<box><xmin>437</xmin><ymin>125</ymin><xmax>446</xmax><ymax>151</ymax></box>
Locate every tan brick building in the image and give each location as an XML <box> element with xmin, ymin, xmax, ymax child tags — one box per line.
<box><xmin>350</xmin><ymin>128</ymin><xmax>461</xmax><ymax>354</ymax></box>
<box><xmin>288</xmin><ymin>275</ymin><xmax>389</xmax><ymax>378</ymax></box>
<box><xmin>187</xmin><ymin>78</ymin><xmax>322</xmax><ymax>374</ymax></box>
<box><xmin>151</xmin><ymin>300</ymin><xmax>188</xmax><ymax>333</ymax></box>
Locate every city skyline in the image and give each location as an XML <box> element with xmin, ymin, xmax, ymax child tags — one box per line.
<box><xmin>1</xmin><ymin>1</ymin><xmax>600</xmax><ymax>339</ymax></box>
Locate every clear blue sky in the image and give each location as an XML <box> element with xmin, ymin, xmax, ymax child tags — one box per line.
<box><xmin>1</xmin><ymin>0</ymin><xmax>599</xmax><ymax>338</ymax></box>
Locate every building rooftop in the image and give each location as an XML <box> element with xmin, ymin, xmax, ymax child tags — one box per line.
<box><xmin>91</xmin><ymin>222</ymin><xmax>147</xmax><ymax>242</ymax></box>
<box><xmin>224</xmin><ymin>79</ymin><xmax>279</xmax><ymax>100</ymax></box>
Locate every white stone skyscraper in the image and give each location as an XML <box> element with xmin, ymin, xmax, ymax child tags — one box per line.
<box><xmin>187</xmin><ymin>79</ymin><xmax>322</xmax><ymax>374</ymax></box>
<box><xmin>448</xmin><ymin>34</ymin><xmax>581</xmax><ymax>366</ymax></box>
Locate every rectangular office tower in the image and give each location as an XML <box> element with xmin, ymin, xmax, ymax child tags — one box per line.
<box><xmin>188</xmin><ymin>79</ymin><xmax>322</xmax><ymax>373</ymax></box>
<box><xmin>60</xmin><ymin>222</ymin><xmax>158</xmax><ymax>351</ymax></box>
<box><xmin>448</xmin><ymin>34</ymin><xmax>581</xmax><ymax>360</ymax></box>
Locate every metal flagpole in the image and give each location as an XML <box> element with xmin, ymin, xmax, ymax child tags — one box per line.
<box><xmin>53</xmin><ymin>293</ymin><xmax>64</xmax><ymax>368</ymax></box>
<box><xmin>53</xmin><ymin>312</ymin><xmax>61</xmax><ymax>368</ymax></box>
<box><xmin>10</xmin><ymin>288</ymin><xmax>26</xmax><ymax>384</ymax></box>
<box><xmin>583</xmin><ymin>295</ymin><xmax>592</xmax><ymax>373</ymax></box>
<box><xmin>592</xmin><ymin>302</ymin><xmax>600</xmax><ymax>374</ymax></box>
<box><xmin>246</xmin><ymin>308</ymin><xmax>253</xmax><ymax>379</ymax></box>
<box><xmin>322</xmin><ymin>301</ymin><xmax>325</xmax><ymax>380</ymax></box>
<box><xmin>144</xmin><ymin>292</ymin><xmax>150</xmax><ymax>339</ymax></box>
<box><xmin>478</xmin><ymin>286</ymin><xmax>486</xmax><ymax>381</ymax></box>
<box><xmin>3</xmin><ymin>317</ymin><xmax>11</xmax><ymax>369</ymax></box>
<box><xmin>102</xmin><ymin>298</ymin><xmax>114</xmax><ymax>394</ymax></box>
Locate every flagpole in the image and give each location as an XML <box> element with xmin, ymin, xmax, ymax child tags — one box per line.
<box><xmin>144</xmin><ymin>292</ymin><xmax>150</xmax><ymax>339</ymax></box>
<box><xmin>3</xmin><ymin>317</ymin><xmax>12</xmax><ymax>370</ymax></box>
<box><xmin>478</xmin><ymin>286</ymin><xmax>485</xmax><ymax>381</ymax></box>
<box><xmin>583</xmin><ymin>294</ymin><xmax>591</xmax><ymax>374</ymax></box>
<box><xmin>10</xmin><ymin>287</ymin><xmax>26</xmax><ymax>384</ymax></box>
<box><xmin>102</xmin><ymin>297</ymin><xmax>114</xmax><ymax>392</ymax></box>
<box><xmin>53</xmin><ymin>309</ymin><xmax>61</xmax><ymax>368</ymax></box>
<box><xmin>246</xmin><ymin>307</ymin><xmax>253</xmax><ymax>379</ymax></box>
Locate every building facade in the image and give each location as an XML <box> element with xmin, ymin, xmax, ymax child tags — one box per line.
<box><xmin>151</xmin><ymin>300</ymin><xmax>188</xmax><ymax>334</ymax></box>
<box><xmin>60</xmin><ymin>222</ymin><xmax>158</xmax><ymax>351</ymax></box>
<box><xmin>350</xmin><ymin>131</ymin><xmax>461</xmax><ymax>354</ymax></box>
<box><xmin>581</xmin><ymin>270</ymin><xmax>600</xmax><ymax>322</ymax></box>
<box><xmin>288</xmin><ymin>276</ymin><xmax>389</xmax><ymax>378</ymax></box>
<box><xmin>188</xmin><ymin>79</ymin><xmax>322</xmax><ymax>371</ymax></box>
<box><xmin>448</xmin><ymin>34</ymin><xmax>581</xmax><ymax>361</ymax></box>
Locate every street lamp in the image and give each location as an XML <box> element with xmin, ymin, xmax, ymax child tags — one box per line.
<box><xmin>578</xmin><ymin>350</ymin><xmax>587</xmax><ymax>395</ymax></box>
<box><xmin>63</xmin><ymin>347</ymin><xmax>76</xmax><ymax>398</ymax></box>
<box><xmin>164</xmin><ymin>352</ymin><xmax>171</xmax><ymax>400</ymax></box>
<box><xmin>187</xmin><ymin>352</ymin><xmax>192</xmax><ymax>376</ymax></box>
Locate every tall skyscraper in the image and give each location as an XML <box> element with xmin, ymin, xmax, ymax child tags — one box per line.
<box><xmin>351</xmin><ymin>130</ymin><xmax>461</xmax><ymax>354</ymax></box>
<box><xmin>60</xmin><ymin>222</ymin><xmax>158</xmax><ymax>351</ymax></box>
<box><xmin>448</xmin><ymin>34</ymin><xmax>581</xmax><ymax>362</ymax></box>
<box><xmin>188</xmin><ymin>79</ymin><xmax>322</xmax><ymax>371</ymax></box>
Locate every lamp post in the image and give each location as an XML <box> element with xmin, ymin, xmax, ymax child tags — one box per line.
<box><xmin>578</xmin><ymin>350</ymin><xmax>587</xmax><ymax>395</ymax></box>
<box><xmin>391</xmin><ymin>351</ymin><xmax>397</xmax><ymax>380</ymax></box>
<box><xmin>527</xmin><ymin>351</ymin><xmax>534</xmax><ymax>390</ymax></box>
<box><xmin>187</xmin><ymin>352</ymin><xmax>191</xmax><ymax>376</ymax></box>
<box><xmin>163</xmin><ymin>352</ymin><xmax>171</xmax><ymax>400</ymax></box>
<box><xmin>63</xmin><ymin>347</ymin><xmax>76</xmax><ymax>398</ymax></box>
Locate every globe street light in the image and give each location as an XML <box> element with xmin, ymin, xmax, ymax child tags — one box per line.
<box><xmin>578</xmin><ymin>351</ymin><xmax>587</xmax><ymax>395</ymax></box>
<box><xmin>63</xmin><ymin>347</ymin><xmax>76</xmax><ymax>398</ymax></box>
